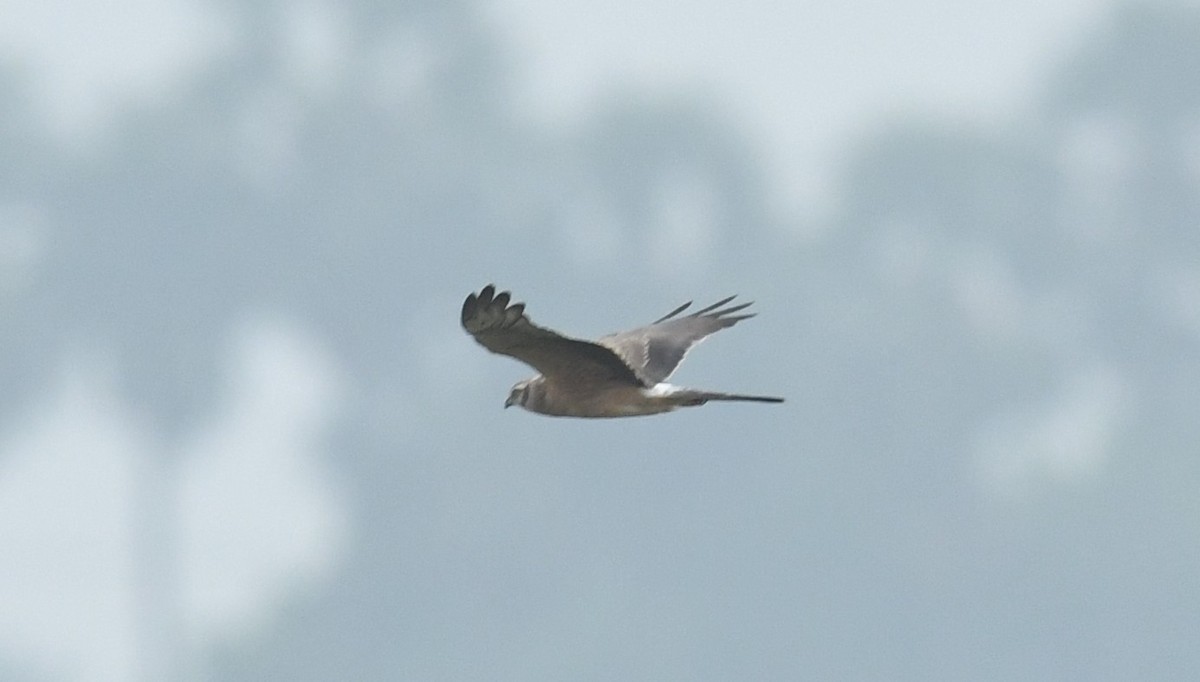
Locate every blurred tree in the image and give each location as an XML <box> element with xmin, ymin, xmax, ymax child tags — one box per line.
<box><xmin>5</xmin><ymin>0</ymin><xmax>1199</xmax><ymax>679</ymax></box>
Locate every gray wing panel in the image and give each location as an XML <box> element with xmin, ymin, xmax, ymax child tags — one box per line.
<box><xmin>598</xmin><ymin>296</ymin><xmax>755</xmax><ymax>385</ymax></box>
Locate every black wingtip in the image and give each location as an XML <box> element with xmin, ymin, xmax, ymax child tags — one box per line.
<box><xmin>691</xmin><ymin>295</ymin><xmax>737</xmax><ymax>317</ymax></box>
<box><xmin>653</xmin><ymin>300</ymin><xmax>693</xmax><ymax>324</ymax></box>
<box><xmin>717</xmin><ymin>301</ymin><xmax>754</xmax><ymax>317</ymax></box>
<box><xmin>461</xmin><ymin>292</ymin><xmax>478</xmax><ymax>326</ymax></box>
<box><xmin>464</xmin><ymin>284</ymin><xmax>528</xmax><ymax>331</ymax></box>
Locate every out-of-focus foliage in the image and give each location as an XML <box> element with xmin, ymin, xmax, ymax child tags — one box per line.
<box><xmin>1</xmin><ymin>2</ymin><xmax>1197</xmax><ymax>680</ymax></box>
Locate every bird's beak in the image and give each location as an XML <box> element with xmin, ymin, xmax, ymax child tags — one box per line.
<box><xmin>504</xmin><ymin>396</ymin><xmax>514</xmax><ymax>409</ymax></box>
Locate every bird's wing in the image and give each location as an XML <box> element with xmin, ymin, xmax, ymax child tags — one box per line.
<box><xmin>597</xmin><ymin>296</ymin><xmax>755</xmax><ymax>385</ymax></box>
<box><xmin>462</xmin><ymin>285</ymin><xmax>645</xmax><ymax>386</ymax></box>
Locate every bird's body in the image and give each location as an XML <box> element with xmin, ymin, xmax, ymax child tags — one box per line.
<box><xmin>512</xmin><ymin>377</ymin><xmax>673</xmax><ymax>418</ymax></box>
<box><xmin>461</xmin><ymin>285</ymin><xmax>783</xmax><ymax>418</ymax></box>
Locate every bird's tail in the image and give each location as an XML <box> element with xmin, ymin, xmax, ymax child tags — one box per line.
<box><xmin>677</xmin><ymin>390</ymin><xmax>784</xmax><ymax>406</ymax></box>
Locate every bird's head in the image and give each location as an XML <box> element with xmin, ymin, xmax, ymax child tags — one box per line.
<box><xmin>505</xmin><ymin>379</ymin><xmax>530</xmax><ymax>409</ymax></box>
<box><xmin>505</xmin><ymin>377</ymin><xmax>544</xmax><ymax>410</ymax></box>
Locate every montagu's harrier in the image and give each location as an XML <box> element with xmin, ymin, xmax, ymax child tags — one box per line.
<box><xmin>461</xmin><ymin>284</ymin><xmax>784</xmax><ymax>418</ymax></box>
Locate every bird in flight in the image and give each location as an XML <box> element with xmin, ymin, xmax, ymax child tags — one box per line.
<box><xmin>461</xmin><ymin>284</ymin><xmax>784</xmax><ymax>418</ymax></box>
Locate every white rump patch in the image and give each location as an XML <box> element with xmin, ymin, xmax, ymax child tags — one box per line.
<box><xmin>644</xmin><ymin>383</ymin><xmax>684</xmax><ymax>397</ymax></box>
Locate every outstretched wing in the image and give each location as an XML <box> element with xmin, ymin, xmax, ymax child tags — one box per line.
<box><xmin>462</xmin><ymin>285</ymin><xmax>644</xmax><ymax>386</ymax></box>
<box><xmin>597</xmin><ymin>296</ymin><xmax>755</xmax><ymax>385</ymax></box>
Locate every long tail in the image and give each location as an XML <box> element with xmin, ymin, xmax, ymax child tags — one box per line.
<box><xmin>677</xmin><ymin>390</ymin><xmax>784</xmax><ymax>406</ymax></box>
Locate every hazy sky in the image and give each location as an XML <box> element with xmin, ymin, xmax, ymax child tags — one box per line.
<box><xmin>2</xmin><ymin>1</ymin><xmax>1193</xmax><ymax>680</ymax></box>
<box><xmin>483</xmin><ymin>0</ymin><xmax>1102</xmax><ymax>210</ymax></box>
<box><xmin>2</xmin><ymin>0</ymin><xmax>1103</xmax><ymax>207</ymax></box>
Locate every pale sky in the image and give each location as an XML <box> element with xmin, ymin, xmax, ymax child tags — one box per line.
<box><xmin>0</xmin><ymin>1</ymin><xmax>1160</xmax><ymax>679</ymax></box>
<box><xmin>482</xmin><ymin>0</ymin><xmax>1103</xmax><ymax>213</ymax></box>
<box><xmin>1</xmin><ymin>0</ymin><xmax>1104</xmax><ymax>209</ymax></box>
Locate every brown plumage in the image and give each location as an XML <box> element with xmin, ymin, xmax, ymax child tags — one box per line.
<box><xmin>461</xmin><ymin>284</ymin><xmax>784</xmax><ymax>418</ymax></box>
